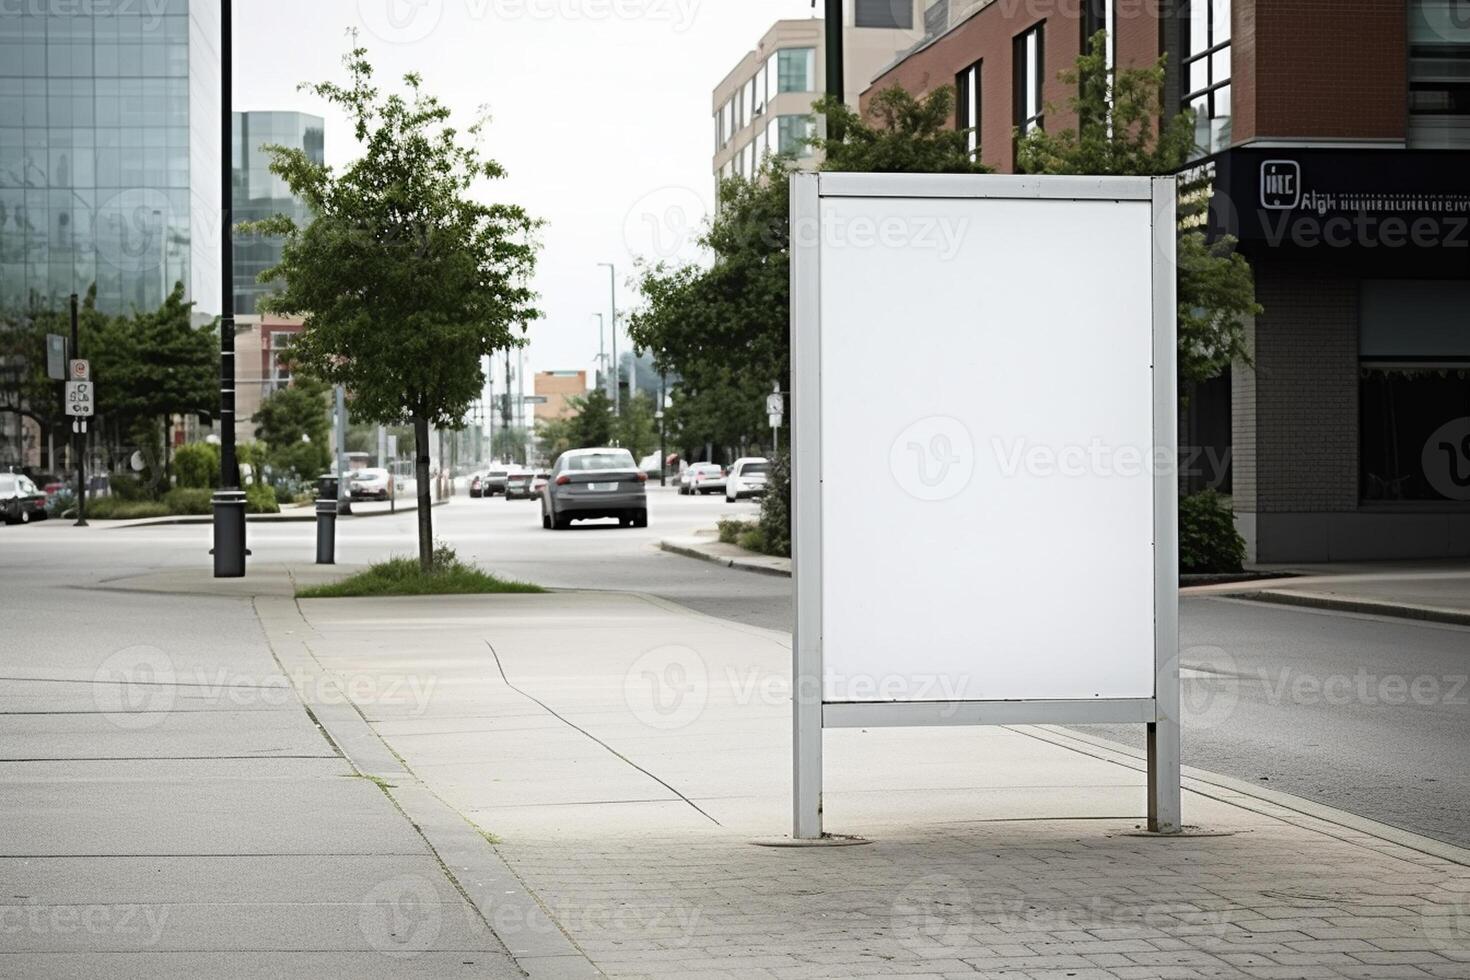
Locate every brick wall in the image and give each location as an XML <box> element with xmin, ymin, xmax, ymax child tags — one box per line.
<box><xmin>1232</xmin><ymin>0</ymin><xmax>1407</xmax><ymax>144</ymax></box>
<box><xmin>863</xmin><ymin>0</ymin><xmax>1164</xmax><ymax>173</ymax></box>
<box><xmin>1234</xmin><ymin>259</ymin><xmax>1360</xmax><ymax>514</ymax></box>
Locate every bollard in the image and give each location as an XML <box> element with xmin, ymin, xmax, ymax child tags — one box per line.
<box><xmin>315</xmin><ymin>496</ymin><xmax>337</xmax><ymax>565</ymax></box>
<box><xmin>211</xmin><ymin>490</ymin><xmax>248</xmax><ymax>577</ymax></box>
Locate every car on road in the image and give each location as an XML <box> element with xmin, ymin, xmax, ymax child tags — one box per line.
<box><xmin>530</xmin><ymin>471</ymin><xmax>550</xmax><ymax>496</ymax></box>
<box><xmin>349</xmin><ymin>467</ymin><xmax>393</xmax><ymax>500</ymax></box>
<box><xmin>726</xmin><ymin>457</ymin><xmax>770</xmax><ymax>502</ymax></box>
<box><xmin>480</xmin><ymin>467</ymin><xmax>510</xmax><ymax>497</ymax></box>
<box><xmin>469</xmin><ymin>471</ymin><xmax>487</xmax><ymax>497</ymax></box>
<box><xmin>1</xmin><ymin>473</ymin><xmax>48</xmax><ymax>525</ymax></box>
<box><xmin>504</xmin><ymin>470</ymin><xmax>537</xmax><ymax>500</ymax></box>
<box><xmin>542</xmin><ymin>448</ymin><xmax>647</xmax><ymax>530</ymax></box>
<box><xmin>679</xmin><ymin>462</ymin><xmax>725</xmax><ymax>496</ymax></box>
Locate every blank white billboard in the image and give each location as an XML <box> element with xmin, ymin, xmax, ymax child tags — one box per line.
<box><xmin>802</xmin><ymin>176</ymin><xmax>1167</xmax><ymax>704</ymax></box>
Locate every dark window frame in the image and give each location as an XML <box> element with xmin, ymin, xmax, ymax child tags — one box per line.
<box><xmin>955</xmin><ymin>59</ymin><xmax>982</xmax><ymax>160</ymax></box>
<box><xmin>1013</xmin><ymin>22</ymin><xmax>1046</xmax><ymax>165</ymax></box>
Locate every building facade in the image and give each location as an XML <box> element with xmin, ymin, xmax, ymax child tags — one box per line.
<box><xmin>864</xmin><ymin>0</ymin><xmax>1470</xmax><ymax>561</ymax></box>
<box><xmin>231</xmin><ymin>111</ymin><xmax>323</xmax><ymax>315</ymax></box>
<box><xmin>0</xmin><ymin>0</ymin><xmax>222</xmax><ymax>317</ymax></box>
<box><xmin>232</xmin><ymin>312</ymin><xmax>305</xmax><ymax>447</ymax></box>
<box><xmin>712</xmin><ymin>1</ymin><xmax>928</xmax><ymax>192</ymax></box>
<box><xmin>534</xmin><ymin>370</ymin><xmax>587</xmax><ymax>423</ymax></box>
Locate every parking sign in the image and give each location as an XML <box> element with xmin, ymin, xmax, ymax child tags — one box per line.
<box><xmin>65</xmin><ymin>381</ymin><xmax>95</xmax><ymax>417</ymax></box>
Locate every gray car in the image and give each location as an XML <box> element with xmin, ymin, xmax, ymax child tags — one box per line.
<box><xmin>542</xmin><ymin>448</ymin><xmax>648</xmax><ymax>530</ymax></box>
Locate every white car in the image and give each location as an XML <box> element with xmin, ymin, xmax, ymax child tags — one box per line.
<box><xmin>726</xmin><ymin>457</ymin><xmax>770</xmax><ymax>502</ymax></box>
<box><xmin>679</xmin><ymin>462</ymin><xmax>725</xmax><ymax>495</ymax></box>
<box><xmin>349</xmin><ymin>467</ymin><xmax>393</xmax><ymax>500</ymax></box>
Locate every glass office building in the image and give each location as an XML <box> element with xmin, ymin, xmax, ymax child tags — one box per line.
<box><xmin>0</xmin><ymin>0</ymin><xmax>221</xmax><ymax>316</ymax></box>
<box><xmin>232</xmin><ymin>111</ymin><xmax>322</xmax><ymax>315</ymax></box>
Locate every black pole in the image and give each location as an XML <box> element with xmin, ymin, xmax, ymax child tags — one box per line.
<box><xmin>658</xmin><ymin>373</ymin><xmax>666</xmax><ymax>487</ymax></box>
<box><xmin>70</xmin><ymin>293</ymin><xmax>87</xmax><ymax>527</ymax></box>
<box><xmin>824</xmin><ymin>0</ymin><xmax>844</xmax><ymax>101</ymax></box>
<box><xmin>212</xmin><ymin>0</ymin><xmax>246</xmax><ymax>577</ymax></box>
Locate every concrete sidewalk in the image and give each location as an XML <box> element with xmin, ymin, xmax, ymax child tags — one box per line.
<box><xmin>1187</xmin><ymin>561</ymin><xmax>1470</xmax><ymax>627</ymax></box>
<box><xmin>220</xmin><ymin>586</ymin><xmax>1470</xmax><ymax>979</ymax></box>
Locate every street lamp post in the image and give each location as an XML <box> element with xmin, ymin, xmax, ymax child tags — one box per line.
<box><xmin>597</xmin><ymin>263</ymin><xmax>618</xmax><ymax>414</ymax></box>
<box><xmin>211</xmin><ymin>0</ymin><xmax>246</xmax><ymax>577</ymax></box>
<box><xmin>656</xmin><ymin>371</ymin><xmax>667</xmax><ymax>487</ymax></box>
<box><xmin>592</xmin><ymin>313</ymin><xmax>608</xmax><ymax>399</ymax></box>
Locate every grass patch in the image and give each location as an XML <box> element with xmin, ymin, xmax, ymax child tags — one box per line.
<box><xmin>297</xmin><ymin>543</ymin><xmax>544</xmax><ymax>599</ymax></box>
<box><xmin>84</xmin><ymin>498</ymin><xmax>171</xmax><ymax>520</ymax></box>
<box><xmin>717</xmin><ymin>518</ymin><xmax>776</xmax><ymax>557</ymax></box>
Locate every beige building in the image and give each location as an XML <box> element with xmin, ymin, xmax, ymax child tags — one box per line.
<box><xmin>534</xmin><ymin>371</ymin><xmax>587</xmax><ymax>424</ymax></box>
<box><xmin>711</xmin><ymin>1</ymin><xmax>927</xmax><ymax>191</ymax></box>
<box><xmin>233</xmin><ymin>313</ymin><xmax>306</xmax><ymax>447</ymax></box>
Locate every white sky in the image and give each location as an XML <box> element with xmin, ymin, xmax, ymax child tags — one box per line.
<box><xmin>236</xmin><ymin>0</ymin><xmax>820</xmax><ymax>397</ymax></box>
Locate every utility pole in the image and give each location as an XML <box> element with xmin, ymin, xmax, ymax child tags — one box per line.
<box><xmin>335</xmin><ymin>385</ymin><xmax>350</xmax><ymax>514</ymax></box>
<box><xmin>657</xmin><ymin>372</ymin><xmax>667</xmax><ymax>487</ymax></box>
<box><xmin>593</xmin><ymin>313</ymin><xmax>607</xmax><ymax>400</ymax></box>
<box><xmin>70</xmin><ymin>293</ymin><xmax>86</xmax><ymax>527</ymax></box>
<box><xmin>823</xmin><ymin>0</ymin><xmax>846</xmax><ymax>139</ymax></box>
<box><xmin>212</xmin><ymin>0</ymin><xmax>246</xmax><ymax>577</ymax></box>
<box><xmin>598</xmin><ymin>263</ymin><xmax>619</xmax><ymax>414</ymax></box>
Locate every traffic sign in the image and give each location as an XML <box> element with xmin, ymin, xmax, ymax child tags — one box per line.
<box><xmin>65</xmin><ymin>381</ymin><xmax>95</xmax><ymax>417</ymax></box>
<box><xmin>69</xmin><ymin>359</ymin><xmax>90</xmax><ymax>381</ymax></box>
<box><xmin>46</xmin><ymin>335</ymin><xmax>67</xmax><ymax>380</ymax></box>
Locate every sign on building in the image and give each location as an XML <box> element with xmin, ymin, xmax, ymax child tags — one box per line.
<box><xmin>789</xmin><ymin>172</ymin><xmax>1180</xmax><ymax>838</ymax></box>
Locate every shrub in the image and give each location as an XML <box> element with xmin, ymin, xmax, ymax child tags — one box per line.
<box><xmin>162</xmin><ymin>487</ymin><xmax>214</xmax><ymax>515</ymax></box>
<box><xmin>85</xmin><ymin>498</ymin><xmax>170</xmax><ymax>520</ymax></box>
<box><xmin>1180</xmin><ymin>490</ymin><xmax>1245</xmax><ymax>574</ymax></box>
<box><xmin>757</xmin><ymin>451</ymin><xmax>791</xmax><ymax>558</ymax></box>
<box><xmin>108</xmin><ymin>473</ymin><xmax>152</xmax><ymax>502</ymax></box>
<box><xmin>246</xmin><ymin>483</ymin><xmax>280</xmax><ymax>514</ymax></box>
<box><xmin>173</xmin><ymin>442</ymin><xmax>221</xmax><ymax>489</ymax></box>
<box><xmin>717</xmin><ymin>518</ymin><xmax>756</xmax><ymax>545</ymax></box>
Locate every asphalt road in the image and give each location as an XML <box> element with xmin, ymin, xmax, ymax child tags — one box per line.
<box><xmin>4</xmin><ymin>485</ymin><xmax>1466</xmax><ymax>848</ymax></box>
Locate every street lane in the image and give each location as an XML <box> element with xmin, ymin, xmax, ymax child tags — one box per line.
<box><xmin>3</xmin><ymin>491</ymin><xmax>1465</xmax><ymax>848</ymax></box>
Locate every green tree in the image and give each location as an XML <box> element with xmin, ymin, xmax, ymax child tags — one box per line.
<box><xmin>252</xmin><ymin>377</ymin><xmax>331</xmax><ymax>481</ymax></box>
<box><xmin>535</xmin><ymin>417</ymin><xmax>572</xmax><ymax>466</ymax></box>
<box><xmin>616</xmin><ymin>391</ymin><xmax>658</xmax><ymax>460</ymax></box>
<box><xmin>248</xmin><ymin>42</ymin><xmax>541</xmax><ymax>570</ymax></box>
<box><xmin>1016</xmin><ymin>32</ymin><xmax>1262</xmax><ymax>387</ymax></box>
<box><xmin>491</xmin><ymin>425</ymin><xmax>528</xmax><ymax>465</ymax></box>
<box><xmin>812</xmin><ymin>86</ymin><xmax>992</xmax><ymax>175</ymax></box>
<box><xmin>566</xmin><ymin>388</ymin><xmax>617</xmax><ymax>449</ymax></box>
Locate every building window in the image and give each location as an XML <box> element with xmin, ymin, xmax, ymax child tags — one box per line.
<box><xmin>269</xmin><ymin>331</ymin><xmax>294</xmax><ymax>391</ymax></box>
<box><xmin>720</xmin><ymin>99</ymin><xmax>733</xmax><ymax>147</ymax></box>
<box><xmin>1409</xmin><ymin>0</ymin><xmax>1470</xmax><ymax>148</ymax></box>
<box><xmin>1013</xmin><ymin>24</ymin><xmax>1045</xmax><ymax>138</ymax></box>
<box><xmin>775</xmin><ymin>48</ymin><xmax>817</xmax><ymax>94</ymax></box>
<box><xmin>856</xmin><ymin>0</ymin><xmax>914</xmax><ymax>29</ymax></box>
<box><xmin>956</xmin><ymin>60</ymin><xmax>981</xmax><ymax>158</ymax></box>
<box><xmin>775</xmin><ymin>114</ymin><xmax>815</xmax><ymax>157</ymax></box>
<box><xmin>1182</xmin><ymin>0</ymin><xmax>1231</xmax><ymax>154</ymax></box>
<box><xmin>1083</xmin><ymin>0</ymin><xmax>1115</xmax><ymax>70</ymax></box>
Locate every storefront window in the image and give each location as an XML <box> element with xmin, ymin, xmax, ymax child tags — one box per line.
<box><xmin>1360</xmin><ymin>367</ymin><xmax>1470</xmax><ymax>501</ymax></box>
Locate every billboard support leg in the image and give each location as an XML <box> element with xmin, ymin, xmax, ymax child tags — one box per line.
<box><xmin>1146</xmin><ymin>718</ymin><xmax>1181</xmax><ymax>833</ymax></box>
<box><xmin>793</xmin><ymin>670</ymin><xmax>822</xmax><ymax>839</ymax></box>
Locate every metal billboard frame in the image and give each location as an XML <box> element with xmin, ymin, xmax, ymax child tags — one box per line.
<box><xmin>789</xmin><ymin>171</ymin><xmax>1180</xmax><ymax>840</ymax></box>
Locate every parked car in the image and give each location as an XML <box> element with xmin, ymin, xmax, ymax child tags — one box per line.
<box><xmin>481</xmin><ymin>467</ymin><xmax>510</xmax><ymax>497</ymax></box>
<box><xmin>679</xmin><ymin>462</ymin><xmax>725</xmax><ymax>496</ymax></box>
<box><xmin>349</xmin><ymin>467</ymin><xmax>393</xmax><ymax>500</ymax></box>
<box><xmin>1</xmin><ymin>473</ymin><xmax>48</xmax><ymax>525</ymax></box>
<box><xmin>504</xmin><ymin>470</ymin><xmax>536</xmax><ymax>500</ymax></box>
<box><xmin>726</xmin><ymin>457</ymin><xmax>771</xmax><ymax>502</ymax></box>
<box><xmin>530</xmin><ymin>471</ymin><xmax>550</xmax><ymax>496</ymax></box>
<box><xmin>541</xmin><ymin>448</ymin><xmax>648</xmax><ymax>530</ymax></box>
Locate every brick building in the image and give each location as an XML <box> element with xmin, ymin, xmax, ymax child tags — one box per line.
<box><xmin>864</xmin><ymin>0</ymin><xmax>1470</xmax><ymax>561</ymax></box>
<box><xmin>533</xmin><ymin>370</ymin><xmax>588</xmax><ymax>424</ymax></box>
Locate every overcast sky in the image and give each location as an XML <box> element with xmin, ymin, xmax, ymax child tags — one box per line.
<box><xmin>236</xmin><ymin>0</ymin><xmax>819</xmax><ymax>398</ymax></box>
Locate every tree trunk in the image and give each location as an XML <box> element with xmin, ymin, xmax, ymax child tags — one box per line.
<box><xmin>412</xmin><ymin>415</ymin><xmax>433</xmax><ymax>572</ymax></box>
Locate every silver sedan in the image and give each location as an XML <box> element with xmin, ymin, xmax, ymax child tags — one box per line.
<box><xmin>541</xmin><ymin>448</ymin><xmax>648</xmax><ymax>530</ymax></box>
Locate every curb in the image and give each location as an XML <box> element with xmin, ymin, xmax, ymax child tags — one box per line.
<box><xmin>658</xmin><ymin>539</ymin><xmax>792</xmax><ymax>578</ymax></box>
<box><xmin>104</xmin><ymin>499</ymin><xmax>448</xmax><ymax>529</ymax></box>
<box><xmin>1232</xmin><ymin>589</ymin><xmax>1470</xmax><ymax>627</ymax></box>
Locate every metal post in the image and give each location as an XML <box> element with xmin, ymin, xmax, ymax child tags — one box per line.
<box><xmin>334</xmin><ymin>385</ymin><xmax>350</xmax><ymax>515</ymax></box>
<box><xmin>315</xmin><ymin>493</ymin><xmax>336</xmax><ymax>564</ymax></box>
<box><xmin>211</xmin><ymin>0</ymin><xmax>246</xmax><ymax>577</ymax></box>
<box><xmin>658</xmin><ymin>374</ymin><xmax>667</xmax><ymax>487</ymax></box>
<box><xmin>598</xmin><ymin>263</ymin><xmax>619</xmax><ymax>414</ymax></box>
<box><xmin>594</xmin><ymin>313</ymin><xmax>606</xmax><ymax>400</ymax></box>
<box><xmin>824</xmin><ymin>0</ymin><xmax>845</xmax><ymax>103</ymax></box>
<box><xmin>70</xmin><ymin>294</ymin><xmax>87</xmax><ymax>527</ymax></box>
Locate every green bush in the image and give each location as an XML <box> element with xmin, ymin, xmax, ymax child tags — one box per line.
<box><xmin>162</xmin><ymin>487</ymin><xmax>214</xmax><ymax>515</ymax></box>
<box><xmin>297</xmin><ymin>542</ymin><xmax>544</xmax><ymax>598</ymax></box>
<box><xmin>85</xmin><ymin>498</ymin><xmax>170</xmax><ymax>520</ymax></box>
<box><xmin>757</xmin><ymin>451</ymin><xmax>791</xmax><ymax>558</ymax></box>
<box><xmin>173</xmin><ymin>442</ymin><xmax>220</xmax><ymax>488</ymax></box>
<box><xmin>108</xmin><ymin>473</ymin><xmax>152</xmax><ymax>502</ymax></box>
<box><xmin>1180</xmin><ymin>490</ymin><xmax>1245</xmax><ymax>574</ymax></box>
<box><xmin>717</xmin><ymin>518</ymin><xmax>756</xmax><ymax>545</ymax></box>
<box><xmin>246</xmin><ymin>483</ymin><xmax>280</xmax><ymax>514</ymax></box>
